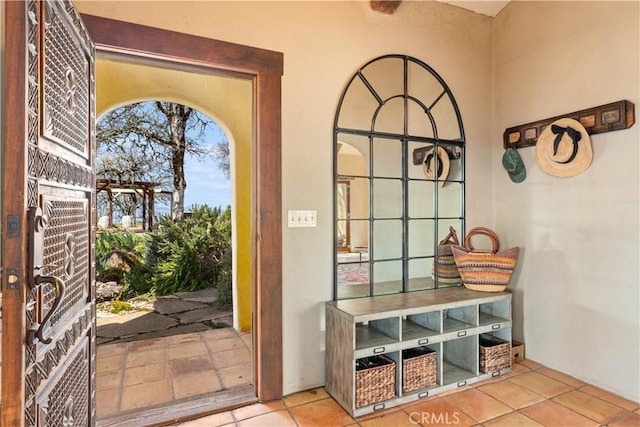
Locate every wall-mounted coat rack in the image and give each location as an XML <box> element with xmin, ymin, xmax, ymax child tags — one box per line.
<box><xmin>412</xmin><ymin>143</ymin><xmax>461</xmax><ymax>165</ymax></box>
<box><xmin>503</xmin><ymin>100</ymin><xmax>635</xmax><ymax>149</ymax></box>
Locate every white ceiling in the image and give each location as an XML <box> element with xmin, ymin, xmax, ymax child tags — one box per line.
<box><xmin>436</xmin><ymin>1</ymin><xmax>510</xmax><ymax>17</ymax></box>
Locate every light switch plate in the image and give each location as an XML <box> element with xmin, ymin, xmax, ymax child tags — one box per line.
<box><xmin>288</xmin><ymin>210</ymin><xmax>317</xmax><ymax>228</ymax></box>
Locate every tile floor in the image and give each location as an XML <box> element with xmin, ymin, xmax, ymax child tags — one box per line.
<box><xmin>173</xmin><ymin>359</ymin><xmax>640</xmax><ymax>427</ymax></box>
<box><xmin>96</xmin><ymin>328</ymin><xmax>253</xmax><ymax>419</ymax></box>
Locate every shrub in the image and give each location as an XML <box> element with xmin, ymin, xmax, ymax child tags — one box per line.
<box><xmin>95</xmin><ymin>231</ymin><xmax>148</xmax><ymax>288</ymax></box>
<box><xmin>216</xmin><ymin>247</ymin><xmax>233</xmax><ymax>307</ymax></box>
<box><xmin>94</xmin><ymin>206</ymin><xmax>233</xmax><ymax>301</ymax></box>
<box><xmin>146</xmin><ymin>205</ymin><xmax>232</xmax><ymax>296</ymax></box>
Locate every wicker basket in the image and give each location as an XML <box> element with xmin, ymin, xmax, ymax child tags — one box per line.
<box><xmin>402</xmin><ymin>347</ymin><xmax>437</xmax><ymax>392</ymax></box>
<box><xmin>452</xmin><ymin>227</ymin><xmax>519</xmax><ymax>292</ymax></box>
<box><xmin>355</xmin><ymin>355</ymin><xmax>396</xmax><ymax>408</ymax></box>
<box><xmin>432</xmin><ymin>227</ymin><xmax>462</xmax><ymax>284</ymax></box>
<box><xmin>479</xmin><ymin>334</ymin><xmax>511</xmax><ymax>373</ymax></box>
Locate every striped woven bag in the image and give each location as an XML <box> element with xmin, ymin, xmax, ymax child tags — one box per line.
<box><xmin>451</xmin><ymin>227</ymin><xmax>519</xmax><ymax>292</ymax></box>
<box><xmin>431</xmin><ymin>226</ymin><xmax>462</xmax><ymax>284</ymax></box>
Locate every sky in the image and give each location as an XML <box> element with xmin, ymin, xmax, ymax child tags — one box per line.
<box><xmin>97</xmin><ymin>104</ymin><xmax>231</xmax><ymax>218</ymax></box>
<box><xmin>183</xmin><ymin>149</ymin><xmax>231</xmax><ymax>211</ymax></box>
<box><xmin>159</xmin><ymin>120</ymin><xmax>231</xmax><ymax>214</ymax></box>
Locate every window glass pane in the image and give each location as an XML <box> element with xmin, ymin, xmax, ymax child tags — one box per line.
<box><xmin>374</xmin><ymin>98</ymin><xmax>404</xmax><ymax>134</ymax></box>
<box><xmin>336</xmin><ymin>262</ymin><xmax>370</xmax><ymax>299</ymax></box>
<box><xmin>336</xmin><ymin>219</ymin><xmax>369</xmax><ymax>253</ymax></box>
<box><xmin>361</xmin><ymin>57</ymin><xmax>404</xmax><ymax>101</ymax></box>
<box><xmin>373</xmin><ymin>219</ymin><xmax>402</xmax><ymax>260</ymax></box>
<box><xmin>408</xmin><ymin>219</ymin><xmax>435</xmax><ymax>257</ymax></box>
<box><xmin>408</xmin><ymin>258</ymin><xmax>435</xmax><ymax>291</ymax></box>
<box><xmin>335</xmin><ymin>178</ymin><xmax>368</xmax><ymax>220</ymax></box>
<box><xmin>337</xmin><ymin>133</ymin><xmax>369</xmax><ymax>176</ymax></box>
<box><xmin>408</xmin><ymin>61</ymin><xmax>445</xmax><ymax>109</ymax></box>
<box><xmin>436</xmin><ymin>220</ymin><xmax>464</xmax><ymax>252</ymax></box>
<box><xmin>408</xmin><ymin>142</ymin><xmax>434</xmax><ymax>180</ymax></box>
<box><xmin>373</xmin><ymin>178</ymin><xmax>402</xmax><ymax>218</ymax></box>
<box><xmin>438</xmin><ymin>182</ymin><xmax>462</xmax><ymax>218</ymax></box>
<box><xmin>432</xmin><ymin>95</ymin><xmax>461</xmax><ymax>141</ymax></box>
<box><xmin>372</xmin><ymin>137</ymin><xmax>402</xmax><ymax>178</ymax></box>
<box><xmin>443</xmin><ymin>148</ymin><xmax>462</xmax><ymax>181</ymax></box>
<box><xmin>374</xmin><ymin>260</ymin><xmax>402</xmax><ymax>295</ymax></box>
<box><xmin>408</xmin><ymin>180</ymin><xmax>434</xmax><ymax>219</ymax></box>
<box><xmin>407</xmin><ymin>99</ymin><xmax>435</xmax><ymax>138</ymax></box>
<box><xmin>336</xmin><ymin>77</ymin><xmax>380</xmax><ymax>131</ymax></box>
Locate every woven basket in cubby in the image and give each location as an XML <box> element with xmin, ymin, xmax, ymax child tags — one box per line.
<box><xmin>402</xmin><ymin>347</ymin><xmax>437</xmax><ymax>392</ymax></box>
<box><xmin>355</xmin><ymin>355</ymin><xmax>395</xmax><ymax>408</ymax></box>
<box><xmin>479</xmin><ymin>334</ymin><xmax>511</xmax><ymax>373</ymax></box>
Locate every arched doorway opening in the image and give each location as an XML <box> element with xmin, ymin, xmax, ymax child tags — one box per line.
<box><xmin>83</xmin><ymin>15</ymin><xmax>283</xmax><ymax>425</ymax></box>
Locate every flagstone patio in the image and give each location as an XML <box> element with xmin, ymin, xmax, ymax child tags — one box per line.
<box><xmin>96</xmin><ymin>288</ymin><xmax>251</xmax><ymax>423</ymax></box>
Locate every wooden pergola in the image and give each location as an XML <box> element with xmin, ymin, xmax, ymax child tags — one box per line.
<box><xmin>96</xmin><ymin>178</ymin><xmax>171</xmax><ymax>230</ymax></box>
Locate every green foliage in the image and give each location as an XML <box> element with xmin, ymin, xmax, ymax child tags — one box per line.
<box><xmin>145</xmin><ymin>205</ymin><xmax>232</xmax><ymax>296</ymax></box>
<box><xmin>95</xmin><ymin>231</ymin><xmax>148</xmax><ymax>288</ymax></box>
<box><xmin>96</xmin><ymin>231</ymin><xmax>147</xmax><ymax>259</ymax></box>
<box><xmin>216</xmin><ymin>247</ymin><xmax>233</xmax><ymax>307</ymax></box>
<box><xmin>97</xmin><ymin>300</ymin><xmax>134</xmax><ymax>314</ymax></box>
<box><xmin>123</xmin><ymin>262</ymin><xmax>154</xmax><ymax>295</ymax></box>
<box><xmin>94</xmin><ymin>206</ymin><xmax>232</xmax><ymax>301</ymax></box>
<box><xmin>96</xmin><ymin>232</ymin><xmax>148</xmax><ymax>294</ymax></box>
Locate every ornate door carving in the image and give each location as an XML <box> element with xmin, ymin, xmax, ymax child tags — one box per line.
<box><xmin>2</xmin><ymin>1</ymin><xmax>96</xmax><ymax>425</ymax></box>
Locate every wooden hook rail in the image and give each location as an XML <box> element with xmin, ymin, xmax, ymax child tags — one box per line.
<box><xmin>503</xmin><ymin>100</ymin><xmax>635</xmax><ymax>149</ymax></box>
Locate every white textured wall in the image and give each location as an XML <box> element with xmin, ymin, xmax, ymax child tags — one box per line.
<box><xmin>76</xmin><ymin>0</ymin><xmax>494</xmax><ymax>395</ymax></box>
<box><xmin>493</xmin><ymin>1</ymin><xmax>640</xmax><ymax>401</ymax></box>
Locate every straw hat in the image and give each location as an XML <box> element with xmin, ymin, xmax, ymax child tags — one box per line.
<box><xmin>535</xmin><ymin>118</ymin><xmax>592</xmax><ymax>177</ymax></box>
<box><xmin>422</xmin><ymin>146</ymin><xmax>450</xmax><ymax>187</ymax></box>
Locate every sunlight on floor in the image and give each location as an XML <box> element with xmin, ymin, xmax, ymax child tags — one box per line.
<box><xmin>96</xmin><ymin>328</ymin><xmax>252</xmax><ymax>419</ymax></box>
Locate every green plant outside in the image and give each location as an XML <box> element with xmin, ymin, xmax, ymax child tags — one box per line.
<box><xmin>97</xmin><ymin>300</ymin><xmax>135</xmax><ymax>314</ymax></box>
<box><xmin>95</xmin><ymin>205</ymin><xmax>233</xmax><ymax>306</ymax></box>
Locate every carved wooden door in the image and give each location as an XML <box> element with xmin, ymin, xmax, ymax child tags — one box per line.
<box><xmin>2</xmin><ymin>0</ymin><xmax>96</xmax><ymax>425</ymax></box>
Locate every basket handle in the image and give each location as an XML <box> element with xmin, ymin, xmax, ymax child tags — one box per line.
<box><xmin>464</xmin><ymin>227</ymin><xmax>500</xmax><ymax>253</ymax></box>
<box><xmin>439</xmin><ymin>226</ymin><xmax>459</xmax><ymax>246</ymax></box>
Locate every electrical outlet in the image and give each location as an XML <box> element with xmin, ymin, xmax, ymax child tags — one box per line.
<box><xmin>288</xmin><ymin>210</ymin><xmax>317</xmax><ymax>228</ymax></box>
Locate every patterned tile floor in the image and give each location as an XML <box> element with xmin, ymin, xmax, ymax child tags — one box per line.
<box><xmin>96</xmin><ymin>328</ymin><xmax>252</xmax><ymax>419</ymax></box>
<box><xmin>173</xmin><ymin>359</ymin><xmax>639</xmax><ymax>427</ymax></box>
<box><xmin>97</xmin><ymin>331</ymin><xmax>639</xmax><ymax>426</ymax></box>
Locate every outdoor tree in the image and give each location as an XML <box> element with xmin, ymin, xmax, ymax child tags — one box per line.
<box><xmin>97</xmin><ymin>101</ymin><xmax>229</xmax><ymax>220</ymax></box>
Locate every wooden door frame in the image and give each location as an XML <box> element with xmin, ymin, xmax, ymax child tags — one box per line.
<box><xmin>80</xmin><ymin>15</ymin><xmax>284</xmax><ymax>402</ymax></box>
<box><xmin>2</xmin><ymin>2</ymin><xmax>30</xmax><ymax>421</ymax></box>
<box><xmin>2</xmin><ymin>2</ymin><xmax>99</xmax><ymax>424</ymax></box>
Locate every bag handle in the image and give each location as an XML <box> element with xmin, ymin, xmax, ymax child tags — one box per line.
<box><xmin>439</xmin><ymin>226</ymin><xmax>459</xmax><ymax>246</ymax></box>
<box><xmin>464</xmin><ymin>227</ymin><xmax>500</xmax><ymax>253</ymax></box>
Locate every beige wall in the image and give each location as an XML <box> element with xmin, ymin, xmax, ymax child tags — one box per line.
<box><xmin>76</xmin><ymin>0</ymin><xmax>494</xmax><ymax>395</ymax></box>
<box><xmin>493</xmin><ymin>1</ymin><xmax>639</xmax><ymax>401</ymax></box>
<box><xmin>44</xmin><ymin>0</ymin><xmax>639</xmax><ymax>402</ymax></box>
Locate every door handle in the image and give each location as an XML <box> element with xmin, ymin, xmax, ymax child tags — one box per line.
<box><xmin>27</xmin><ymin>274</ymin><xmax>66</xmax><ymax>345</ymax></box>
<box><xmin>28</xmin><ymin>205</ymin><xmax>49</xmax><ymax>286</ymax></box>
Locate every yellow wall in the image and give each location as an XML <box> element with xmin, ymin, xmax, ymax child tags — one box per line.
<box><xmin>95</xmin><ymin>57</ymin><xmax>253</xmax><ymax>331</ymax></box>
